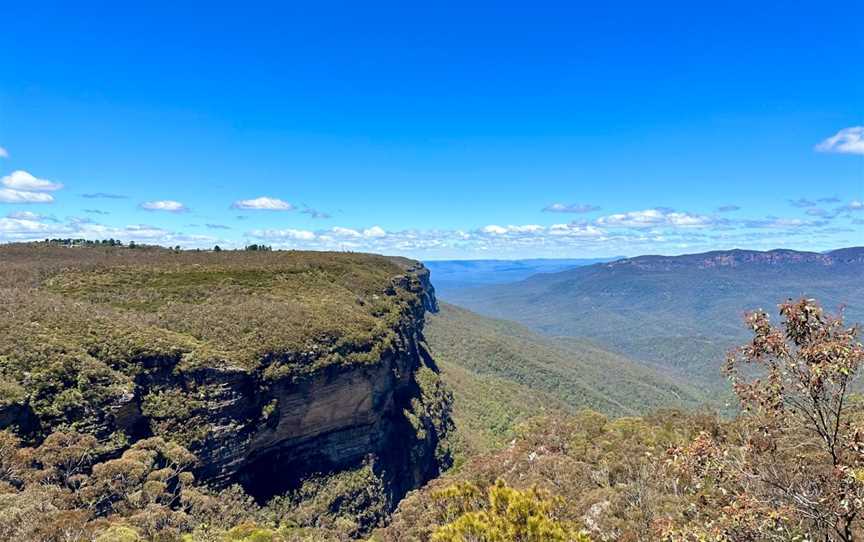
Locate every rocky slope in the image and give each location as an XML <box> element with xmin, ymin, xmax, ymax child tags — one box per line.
<box><xmin>0</xmin><ymin>245</ymin><xmax>451</xmax><ymax>510</ymax></box>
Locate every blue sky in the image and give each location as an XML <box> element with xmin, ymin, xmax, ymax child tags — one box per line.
<box><xmin>0</xmin><ymin>1</ymin><xmax>861</xmax><ymax>258</ymax></box>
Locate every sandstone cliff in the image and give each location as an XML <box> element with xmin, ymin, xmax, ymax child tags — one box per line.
<box><xmin>0</xmin><ymin>246</ymin><xmax>452</xmax><ymax>514</ymax></box>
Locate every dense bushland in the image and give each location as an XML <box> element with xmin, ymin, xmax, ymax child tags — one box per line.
<box><xmin>0</xmin><ymin>428</ymin><xmax>399</xmax><ymax>541</ymax></box>
<box><xmin>379</xmin><ymin>298</ymin><xmax>864</xmax><ymax>541</ymax></box>
<box><xmin>2</xmin><ymin>297</ymin><xmax>860</xmax><ymax>540</ymax></box>
<box><xmin>2</xmin><ymin>243</ymin><xmax>863</xmax><ymax>540</ymax></box>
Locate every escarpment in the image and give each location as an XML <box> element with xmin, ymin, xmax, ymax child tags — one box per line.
<box><xmin>0</xmin><ymin>245</ymin><xmax>452</xmax><ymax>513</ymax></box>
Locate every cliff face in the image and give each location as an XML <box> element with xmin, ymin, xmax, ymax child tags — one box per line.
<box><xmin>136</xmin><ymin>270</ymin><xmax>448</xmax><ymax>502</ymax></box>
<box><xmin>0</xmin><ymin>248</ymin><xmax>451</xmax><ymax>515</ymax></box>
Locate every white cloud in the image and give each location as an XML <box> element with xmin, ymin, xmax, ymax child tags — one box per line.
<box><xmin>88</xmin><ymin>224</ymin><xmax>216</xmax><ymax>244</ymax></box>
<box><xmin>236</xmin><ymin>208</ymin><xmax>851</xmax><ymax>257</ymax></box>
<box><xmin>0</xmin><ymin>216</ymin><xmax>55</xmax><ymax>234</ymax></box>
<box><xmin>668</xmin><ymin>213</ymin><xmax>713</xmax><ymax>227</ymax></box>
<box><xmin>331</xmin><ymin>226</ymin><xmax>362</xmax><ymax>237</ymax></box>
<box><xmin>595</xmin><ymin>209</ymin><xmax>714</xmax><ymax>228</ymax></box>
<box><xmin>480</xmin><ymin>224</ymin><xmax>545</xmax><ymax>235</ymax></box>
<box><xmin>815</xmin><ymin>126</ymin><xmax>864</xmax><ymax>155</ymax></box>
<box><xmin>1</xmin><ymin>170</ymin><xmax>63</xmax><ymax>191</ymax></box>
<box><xmin>249</xmin><ymin>228</ymin><xmax>316</xmax><ymax>241</ymax></box>
<box><xmin>140</xmin><ymin>200</ymin><xmax>188</xmax><ymax>212</ymax></box>
<box><xmin>0</xmin><ymin>188</ymin><xmax>55</xmax><ymax>204</ymax></box>
<box><xmin>231</xmin><ymin>196</ymin><xmax>293</xmax><ymax>211</ymax></box>
<box><xmin>0</xmin><ymin>147</ymin><xmax>8</xmax><ymax>158</ymax></box>
<box><xmin>363</xmin><ymin>225</ymin><xmax>387</xmax><ymax>238</ymax></box>
<box><xmin>548</xmin><ymin>223</ymin><xmax>604</xmax><ymax>237</ymax></box>
<box><xmin>0</xmin><ymin>212</ymin><xmax>223</xmax><ymax>248</ymax></box>
<box><xmin>508</xmin><ymin>224</ymin><xmax>544</xmax><ymax>233</ymax></box>
<box><xmin>481</xmin><ymin>225</ymin><xmax>508</xmax><ymax>235</ymax></box>
<box><xmin>542</xmin><ymin>203</ymin><xmax>600</xmax><ymax>213</ymax></box>
<box><xmin>2</xmin><ymin>196</ymin><xmax>844</xmax><ymax>256</ymax></box>
<box><xmin>596</xmin><ymin>209</ymin><xmax>665</xmax><ymax>227</ymax></box>
<box><xmin>0</xmin><ymin>170</ymin><xmax>63</xmax><ymax>204</ymax></box>
<box><xmin>89</xmin><ymin>224</ymin><xmax>171</xmax><ymax>239</ymax></box>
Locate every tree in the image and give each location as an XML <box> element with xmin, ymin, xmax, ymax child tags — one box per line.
<box><xmin>668</xmin><ymin>298</ymin><xmax>864</xmax><ymax>541</ymax></box>
<box><xmin>430</xmin><ymin>479</ymin><xmax>590</xmax><ymax>542</ymax></box>
<box><xmin>82</xmin><ymin>437</ymin><xmax>196</xmax><ymax>516</ymax></box>
<box><xmin>29</xmin><ymin>431</ymin><xmax>97</xmax><ymax>488</ymax></box>
<box><xmin>214</xmin><ymin>245</ymin><xmax>222</xmax><ymax>252</ymax></box>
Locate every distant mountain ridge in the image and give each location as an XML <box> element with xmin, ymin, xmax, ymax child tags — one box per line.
<box><xmin>444</xmin><ymin>247</ymin><xmax>864</xmax><ymax>388</ymax></box>
<box><xmin>606</xmin><ymin>247</ymin><xmax>864</xmax><ymax>270</ymax></box>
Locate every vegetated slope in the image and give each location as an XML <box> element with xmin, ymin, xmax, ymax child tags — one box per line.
<box><xmin>377</xmin><ymin>409</ymin><xmax>721</xmax><ymax>542</ymax></box>
<box><xmin>425</xmin><ymin>303</ymin><xmax>709</xmax><ymax>448</ymax></box>
<box><xmin>446</xmin><ymin>247</ymin><xmax>864</xmax><ymax>386</ymax></box>
<box><xmin>433</xmin><ymin>358</ymin><xmax>570</xmax><ymax>457</ymax></box>
<box><xmin>423</xmin><ymin>257</ymin><xmax>619</xmax><ymax>297</ymax></box>
<box><xmin>0</xmin><ymin>243</ymin><xmax>451</xmax><ymax>536</ymax></box>
<box><xmin>378</xmin><ymin>298</ymin><xmax>864</xmax><ymax>542</ymax></box>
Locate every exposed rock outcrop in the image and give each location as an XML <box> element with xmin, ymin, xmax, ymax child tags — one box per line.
<box><xmin>0</xmin><ymin>251</ymin><xmax>452</xmax><ymax>519</ymax></box>
<box><xmin>134</xmin><ymin>265</ymin><xmax>449</xmax><ymax>506</ymax></box>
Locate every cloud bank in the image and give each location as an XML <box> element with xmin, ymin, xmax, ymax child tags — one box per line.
<box><xmin>595</xmin><ymin>208</ymin><xmax>715</xmax><ymax>228</ymax></box>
